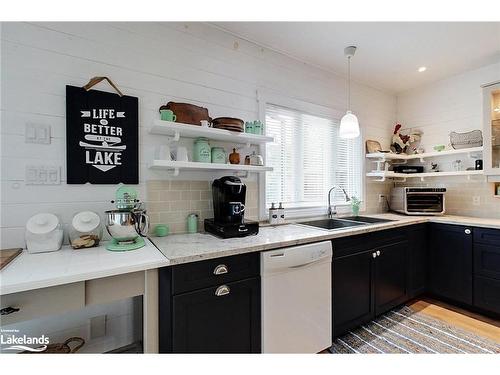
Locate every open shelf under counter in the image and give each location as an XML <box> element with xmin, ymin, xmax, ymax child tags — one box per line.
<box><xmin>149</xmin><ymin>120</ymin><xmax>274</xmax><ymax>145</ymax></box>
<box><xmin>366</xmin><ymin>146</ymin><xmax>484</xmax><ymax>162</ymax></box>
<box><xmin>149</xmin><ymin>160</ymin><xmax>273</xmax><ymax>176</ymax></box>
<box><xmin>366</xmin><ymin>169</ymin><xmax>484</xmax><ymax>182</ymax></box>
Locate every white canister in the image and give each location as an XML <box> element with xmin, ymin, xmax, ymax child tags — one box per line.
<box><xmin>25</xmin><ymin>213</ymin><xmax>64</xmax><ymax>253</ymax></box>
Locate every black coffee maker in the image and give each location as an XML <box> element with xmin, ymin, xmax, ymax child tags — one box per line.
<box><xmin>204</xmin><ymin>176</ymin><xmax>259</xmax><ymax>238</ymax></box>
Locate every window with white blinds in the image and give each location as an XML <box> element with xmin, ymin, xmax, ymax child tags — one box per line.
<box><xmin>265</xmin><ymin>103</ymin><xmax>363</xmax><ymax>209</ymax></box>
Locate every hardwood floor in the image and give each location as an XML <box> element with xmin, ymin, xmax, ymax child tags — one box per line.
<box><xmin>409</xmin><ymin>297</ymin><xmax>500</xmax><ymax>344</ymax></box>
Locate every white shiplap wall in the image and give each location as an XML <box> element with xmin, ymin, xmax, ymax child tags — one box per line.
<box><xmin>1</xmin><ymin>22</ymin><xmax>396</xmax><ymax>249</ymax></box>
<box><xmin>397</xmin><ymin>62</ymin><xmax>500</xmax><ymax>217</ymax></box>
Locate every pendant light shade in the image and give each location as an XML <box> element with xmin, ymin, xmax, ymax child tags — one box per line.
<box><xmin>339</xmin><ymin>111</ymin><xmax>360</xmax><ymax>138</ymax></box>
<box><xmin>340</xmin><ymin>46</ymin><xmax>360</xmax><ymax>139</ymax></box>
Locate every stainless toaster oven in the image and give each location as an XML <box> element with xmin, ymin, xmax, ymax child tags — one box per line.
<box><xmin>390</xmin><ymin>187</ymin><xmax>446</xmax><ymax>215</ymax></box>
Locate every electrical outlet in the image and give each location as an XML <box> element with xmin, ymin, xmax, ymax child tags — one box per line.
<box><xmin>472</xmin><ymin>196</ymin><xmax>481</xmax><ymax>206</ymax></box>
<box><xmin>378</xmin><ymin>194</ymin><xmax>385</xmax><ymax>203</ymax></box>
<box><xmin>25</xmin><ymin>123</ymin><xmax>51</xmax><ymax>144</ymax></box>
<box><xmin>26</xmin><ymin>165</ymin><xmax>61</xmax><ymax>185</ymax></box>
<box><xmin>89</xmin><ymin>315</ymin><xmax>107</xmax><ymax>339</ymax></box>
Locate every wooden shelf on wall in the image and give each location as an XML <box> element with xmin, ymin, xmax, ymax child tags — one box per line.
<box><xmin>366</xmin><ymin>170</ymin><xmax>484</xmax><ymax>182</ymax></box>
<box><xmin>149</xmin><ymin>160</ymin><xmax>273</xmax><ymax>176</ymax></box>
<box><xmin>149</xmin><ymin>120</ymin><xmax>274</xmax><ymax>146</ymax></box>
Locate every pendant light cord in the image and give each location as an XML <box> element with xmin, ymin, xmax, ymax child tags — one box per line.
<box><xmin>347</xmin><ymin>56</ymin><xmax>351</xmax><ymax>111</ymax></box>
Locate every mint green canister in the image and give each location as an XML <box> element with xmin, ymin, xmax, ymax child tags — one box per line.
<box><xmin>187</xmin><ymin>213</ymin><xmax>198</xmax><ymax>234</ymax></box>
<box><xmin>193</xmin><ymin>137</ymin><xmax>211</xmax><ymax>163</ymax></box>
<box><xmin>211</xmin><ymin>147</ymin><xmax>226</xmax><ymax>164</ymax></box>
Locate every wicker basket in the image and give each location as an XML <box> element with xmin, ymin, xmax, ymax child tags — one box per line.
<box><xmin>449</xmin><ymin>130</ymin><xmax>483</xmax><ymax>149</ymax></box>
<box><xmin>20</xmin><ymin>337</ymin><xmax>85</xmax><ymax>354</ymax></box>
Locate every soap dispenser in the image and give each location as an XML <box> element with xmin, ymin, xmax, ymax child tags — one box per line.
<box><xmin>278</xmin><ymin>202</ymin><xmax>285</xmax><ymax>224</ymax></box>
<box><xmin>269</xmin><ymin>203</ymin><xmax>279</xmax><ymax>225</ymax></box>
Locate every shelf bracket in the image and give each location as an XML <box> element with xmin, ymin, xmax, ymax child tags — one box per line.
<box><xmin>234</xmin><ymin>170</ymin><xmax>249</xmax><ymax>179</ymax></box>
<box><xmin>168</xmin><ymin>168</ymin><xmax>180</xmax><ymax>177</ymax></box>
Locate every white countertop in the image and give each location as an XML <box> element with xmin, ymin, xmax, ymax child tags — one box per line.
<box><xmin>3</xmin><ymin>213</ymin><xmax>500</xmax><ymax>295</ymax></box>
<box><xmin>429</xmin><ymin>215</ymin><xmax>500</xmax><ymax>229</ymax></box>
<box><xmin>151</xmin><ymin>213</ymin><xmax>429</xmax><ymax>265</ymax></box>
<box><xmin>0</xmin><ymin>239</ymin><xmax>168</xmax><ymax>295</ymax></box>
<box><xmin>151</xmin><ymin>213</ymin><xmax>500</xmax><ymax>266</ymax></box>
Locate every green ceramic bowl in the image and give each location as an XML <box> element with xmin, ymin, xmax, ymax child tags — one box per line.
<box><xmin>433</xmin><ymin>145</ymin><xmax>445</xmax><ymax>152</ymax></box>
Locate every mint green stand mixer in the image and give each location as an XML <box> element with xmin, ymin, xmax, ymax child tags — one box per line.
<box><xmin>104</xmin><ymin>186</ymin><xmax>149</xmax><ymax>251</ymax></box>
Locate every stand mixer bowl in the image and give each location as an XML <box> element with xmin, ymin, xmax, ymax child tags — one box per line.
<box><xmin>105</xmin><ymin>210</ymin><xmax>149</xmax><ymax>243</ymax></box>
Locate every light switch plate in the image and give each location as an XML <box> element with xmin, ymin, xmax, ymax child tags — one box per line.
<box><xmin>25</xmin><ymin>123</ymin><xmax>51</xmax><ymax>144</ymax></box>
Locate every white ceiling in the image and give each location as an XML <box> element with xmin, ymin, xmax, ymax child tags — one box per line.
<box><xmin>213</xmin><ymin>22</ymin><xmax>500</xmax><ymax>93</ymax></box>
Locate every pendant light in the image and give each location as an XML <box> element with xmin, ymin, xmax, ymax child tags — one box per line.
<box><xmin>339</xmin><ymin>46</ymin><xmax>360</xmax><ymax>139</ymax></box>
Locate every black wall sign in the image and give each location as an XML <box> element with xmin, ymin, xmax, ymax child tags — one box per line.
<box><xmin>66</xmin><ymin>85</ymin><xmax>139</xmax><ymax>184</ymax></box>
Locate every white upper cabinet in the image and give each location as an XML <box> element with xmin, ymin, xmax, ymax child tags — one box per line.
<box><xmin>482</xmin><ymin>81</ymin><xmax>500</xmax><ymax>181</ymax></box>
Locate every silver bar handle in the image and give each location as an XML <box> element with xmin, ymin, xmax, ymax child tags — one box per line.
<box><xmin>213</xmin><ymin>264</ymin><xmax>229</xmax><ymax>275</ymax></box>
<box><xmin>215</xmin><ymin>285</ymin><xmax>230</xmax><ymax>297</ymax></box>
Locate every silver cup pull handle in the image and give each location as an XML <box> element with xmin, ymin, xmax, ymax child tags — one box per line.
<box><xmin>213</xmin><ymin>264</ymin><xmax>228</xmax><ymax>275</ymax></box>
<box><xmin>215</xmin><ymin>285</ymin><xmax>230</xmax><ymax>297</ymax></box>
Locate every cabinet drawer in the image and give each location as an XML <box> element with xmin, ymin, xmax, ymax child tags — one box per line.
<box><xmin>171</xmin><ymin>252</ymin><xmax>259</xmax><ymax>294</ymax></box>
<box><xmin>0</xmin><ymin>282</ymin><xmax>85</xmax><ymax>326</ymax></box>
<box><xmin>473</xmin><ymin>276</ymin><xmax>500</xmax><ymax>315</ymax></box>
<box><xmin>474</xmin><ymin>243</ymin><xmax>500</xmax><ymax>280</ymax></box>
<box><xmin>333</xmin><ymin>227</ymin><xmax>407</xmax><ymax>258</ymax></box>
<box><xmin>473</xmin><ymin>227</ymin><xmax>500</xmax><ymax>246</ymax></box>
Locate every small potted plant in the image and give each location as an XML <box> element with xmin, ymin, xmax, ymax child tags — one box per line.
<box><xmin>350</xmin><ymin>196</ymin><xmax>362</xmax><ymax>216</ymax></box>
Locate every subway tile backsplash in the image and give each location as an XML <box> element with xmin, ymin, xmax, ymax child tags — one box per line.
<box><xmin>146</xmin><ymin>180</ymin><xmax>259</xmax><ymax>234</ymax></box>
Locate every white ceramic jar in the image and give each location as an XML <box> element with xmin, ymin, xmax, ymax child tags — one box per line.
<box><xmin>25</xmin><ymin>213</ymin><xmax>64</xmax><ymax>253</ymax></box>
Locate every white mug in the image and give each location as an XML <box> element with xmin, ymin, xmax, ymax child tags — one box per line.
<box><xmin>156</xmin><ymin>145</ymin><xmax>171</xmax><ymax>161</ymax></box>
<box><xmin>200</xmin><ymin>120</ymin><xmax>210</xmax><ymax>128</ymax></box>
<box><xmin>175</xmin><ymin>146</ymin><xmax>189</xmax><ymax>162</ymax></box>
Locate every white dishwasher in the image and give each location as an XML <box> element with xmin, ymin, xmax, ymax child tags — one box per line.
<box><xmin>261</xmin><ymin>241</ymin><xmax>332</xmax><ymax>353</ymax></box>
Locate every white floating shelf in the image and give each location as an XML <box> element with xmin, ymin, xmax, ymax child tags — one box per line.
<box><xmin>367</xmin><ymin>169</ymin><xmax>484</xmax><ymax>182</ymax></box>
<box><xmin>149</xmin><ymin>160</ymin><xmax>273</xmax><ymax>176</ymax></box>
<box><xmin>366</xmin><ymin>146</ymin><xmax>483</xmax><ymax>161</ymax></box>
<box><xmin>149</xmin><ymin>120</ymin><xmax>274</xmax><ymax>145</ymax></box>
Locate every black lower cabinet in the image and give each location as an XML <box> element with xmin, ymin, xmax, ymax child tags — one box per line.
<box><xmin>473</xmin><ymin>276</ymin><xmax>500</xmax><ymax>315</ymax></box>
<box><xmin>407</xmin><ymin>224</ymin><xmax>427</xmax><ymax>298</ymax></box>
<box><xmin>333</xmin><ymin>250</ymin><xmax>374</xmax><ymax>337</ymax></box>
<box><xmin>428</xmin><ymin>223</ymin><xmax>473</xmax><ymax>305</ymax></box>
<box><xmin>333</xmin><ymin>228</ymin><xmax>410</xmax><ymax>338</ymax></box>
<box><xmin>172</xmin><ymin>277</ymin><xmax>261</xmax><ymax>353</ymax></box>
<box><xmin>159</xmin><ymin>252</ymin><xmax>261</xmax><ymax>353</ymax></box>
<box><xmin>374</xmin><ymin>241</ymin><xmax>408</xmax><ymax>315</ymax></box>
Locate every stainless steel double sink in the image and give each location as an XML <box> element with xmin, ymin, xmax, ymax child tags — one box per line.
<box><xmin>301</xmin><ymin>216</ymin><xmax>393</xmax><ymax>231</ymax></box>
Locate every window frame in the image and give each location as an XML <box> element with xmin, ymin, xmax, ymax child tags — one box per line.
<box><xmin>257</xmin><ymin>90</ymin><xmax>366</xmax><ymax>219</ymax></box>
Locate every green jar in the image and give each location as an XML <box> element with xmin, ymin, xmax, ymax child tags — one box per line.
<box><xmin>211</xmin><ymin>147</ymin><xmax>226</xmax><ymax>164</ymax></box>
<box><xmin>193</xmin><ymin>137</ymin><xmax>211</xmax><ymax>163</ymax></box>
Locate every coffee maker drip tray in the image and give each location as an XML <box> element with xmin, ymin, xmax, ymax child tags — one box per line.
<box><xmin>204</xmin><ymin>219</ymin><xmax>259</xmax><ymax>239</ymax></box>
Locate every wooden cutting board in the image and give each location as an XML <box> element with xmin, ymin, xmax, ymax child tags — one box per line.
<box><xmin>0</xmin><ymin>248</ymin><xmax>22</xmax><ymax>270</ymax></box>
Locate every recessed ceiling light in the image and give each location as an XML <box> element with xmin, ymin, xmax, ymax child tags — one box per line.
<box><xmin>418</xmin><ymin>66</ymin><xmax>427</xmax><ymax>73</ymax></box>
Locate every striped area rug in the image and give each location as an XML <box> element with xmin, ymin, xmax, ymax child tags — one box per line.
<box><xmin>330</xmin><ymin>305</ymin><xmax>500</xmax><ymax>354</ymax></box>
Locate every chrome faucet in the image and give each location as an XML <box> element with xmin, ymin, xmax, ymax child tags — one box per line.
<box><xmin>327</xmin><ymin>186</ymin><xmax>351</xmax><ymax>218</ymax></box>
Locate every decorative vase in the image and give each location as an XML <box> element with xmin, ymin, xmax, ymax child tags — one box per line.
<box><xmin>229</xmin><ymin>148</ymin><xmax>240</xmax><ymax>164</ymax></box>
